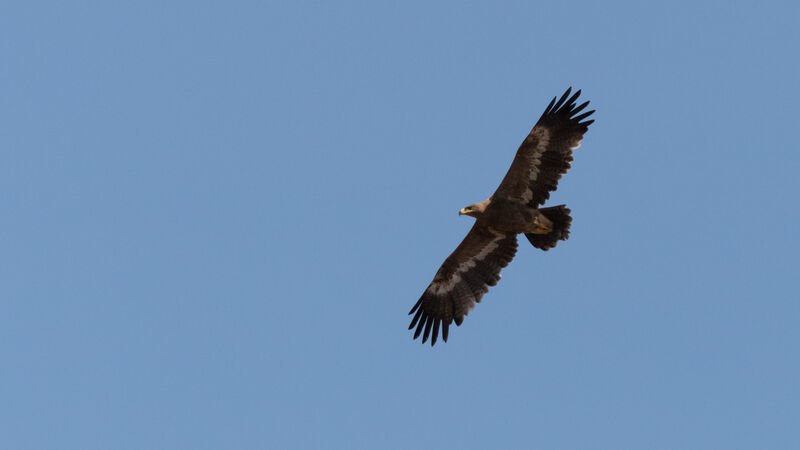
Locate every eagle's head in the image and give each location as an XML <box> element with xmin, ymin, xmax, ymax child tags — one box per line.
<box><xmin>459</xmin><ymin>200</ymin><xmax>489</xmax><ymax>218</ymax></box>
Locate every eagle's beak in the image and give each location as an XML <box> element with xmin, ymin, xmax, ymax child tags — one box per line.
<box><xmin>459</xmin><ymin>208</ymin><xmax>470</xmax><ymax>215</ymax></box>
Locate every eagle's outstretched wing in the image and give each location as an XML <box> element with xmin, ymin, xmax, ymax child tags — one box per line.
<box><xmin>408</xmin><ymin>225</ymin><xmax>518</xmax><ymax>346</ymax></box>
<box><xmin>492</xmin><ymin>87</ymin><xmax>595</xmax><ymax>207</ymax></box>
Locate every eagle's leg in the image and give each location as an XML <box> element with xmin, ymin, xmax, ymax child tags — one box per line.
<box><xmin>524</xmin><ymin>205</ymin><xmax>572</xmax><ymax>251</ymax></box>
<box><xmin>525</xmin><ymin>210</ymin><xmax>553</xmax><ymax>234</ymax></box>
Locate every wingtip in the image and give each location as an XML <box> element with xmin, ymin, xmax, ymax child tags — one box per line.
<box><xmin>408</xmin><ymin>298</ymin><xmax>422</xmax><ymax>315</ymax></box>
<box><xmin>552</xmin><ymin>87</ymin><xmax>573</xmax><ymax>113</ymax></box>
<box><xmin>574</xmin><ymin>109</ymin><xmax>595</xmax><ymax>122</ymax></box>
<box><xmin>571</xmin><ymin>100</ymin><xmax>590</xmax><ymax>116</ymax></box>
<box><xmin>544</xmin><ymin>96</ymin><xmax>556</xmax><ymax>115</ymax></box>
<box><xmin>413</xmin><ymin>313</ymin><xmax>426</xmax><ymax>339</ymax></box>
<box><xmin>408</xmin><ymin>306</ymin><xmax>424</xmax><ymax>329</ymax></box>
<box><xmin>566</xmin><ymin>89</ymin><xmax>581</xmax><ymax>108</ymax></box>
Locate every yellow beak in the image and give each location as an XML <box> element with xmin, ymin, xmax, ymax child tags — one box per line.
<box><xmin>459</xmin><ymin>208</ymin><xmax>470</xmax><ymax>215</ymax></box>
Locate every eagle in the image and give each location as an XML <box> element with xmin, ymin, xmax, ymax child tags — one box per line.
<box><xmin>408</xmin><ymin>87</ymin><xmax>595</xmax><ymax>346</ymax></box>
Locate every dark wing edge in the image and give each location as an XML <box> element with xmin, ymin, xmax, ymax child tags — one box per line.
<box><xmin>492</xmin><ymin>87</ymin><xmax>595</xmax><ymax>207</ymax></box>
<box><xmin>408</xmin><ymin>225</ymin><xmax>518</xmax><ymax>346</ymax></box>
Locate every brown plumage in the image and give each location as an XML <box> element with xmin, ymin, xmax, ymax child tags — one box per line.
<box><xmin>409</xmin><ymin>87</ymin><xmax>595</xmax><ymax>345</ymax></box>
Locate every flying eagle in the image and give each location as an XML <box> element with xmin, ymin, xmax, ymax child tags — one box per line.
<box><xmin>408</xmin><ymin>87</ymin><xmax>595</xmax><ymax>345</ymax></box>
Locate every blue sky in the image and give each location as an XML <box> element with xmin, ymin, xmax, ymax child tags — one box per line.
<box><xmin>2</xmin><ymin>1</ymin><xmax>799</xmax><ymax>448</ymax></box>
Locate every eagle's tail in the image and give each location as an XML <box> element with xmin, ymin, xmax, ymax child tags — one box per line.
<box><xmin>525</xmin><ymin>205</ymin><xmax>572</xmax><ymax>251</ymax></box>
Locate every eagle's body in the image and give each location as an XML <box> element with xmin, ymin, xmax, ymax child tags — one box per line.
<box><xmin>474</xmin><ymin>198</ymin><xmax>553</xmax><ymax>234</ymax></box>
<box><xmin>409</xmin><ymin>87</ymin><xmax>595</xmax><ymax>345</ymax></box>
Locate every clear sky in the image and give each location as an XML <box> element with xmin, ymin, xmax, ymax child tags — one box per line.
<box><xmin>2</xmin><ymin>1</ymin><xmax>799</xmax><ymax>449</ymax></box>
